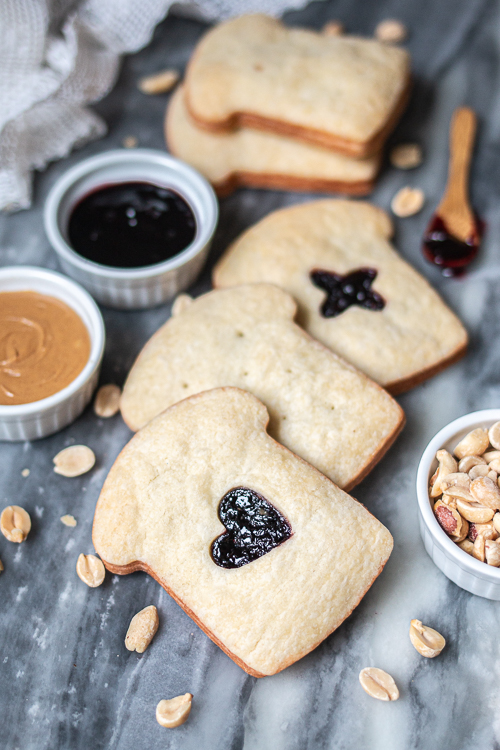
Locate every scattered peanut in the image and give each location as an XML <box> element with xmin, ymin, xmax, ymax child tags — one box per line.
<box><xmin>409</xmin><ymin>619</ymin><xmax>445</xmax><ymax>658</ymax></box>
<box><xmin>94</xmin><ymin>384</ymin><xmax>121</xmax><ymax>418</ymax></box>
<box><xmin>21</xmin><ymin>468</ymin><xmax>30</xmax><ymax>478</ymax></box>
<box><xmin>60</xmin><ymin>515</ymin><xmax>77</xmax><ymax>527</ymax></box>
<box><xmin>454</xmin><ymin>428</ymin><xmax>489</xmax><ymax>459</ymax></box>
<box><xmin>76</xmin><ymin>553</ymin><xmax>105</xmax><ymax>587</ymax></box>
<box><xmin>156</xmin><ymin>694</ymin><xmax>193</xmax><ymax>728</ymax></box>
<box><xmin>172</xmin><ymin>294</ymin><xmax>193</xmax><ymax>317</ymax></box>
<box><xmin>375</xmin><ymin>19</ymin><xmax>407</xmax><ymax>43</ymax></box>
<box><xmin>391</xmin><ymin>186</ymin><xmax>425</xmax><ymax>217</ymax></box>
<box><xmin>485</xmin><ymin>539</ymin><xmax>500</xmax><ymax>567</ymax></box>
<box><xmin>125</xmin><ymin>605</ymin><xmax>159</xmax><ymax>653</ymax></box>
<box><xmin>0</xmin><ymin>558</ymin><xmax>3</xmax><ymax>573</ymax></box>
<box><xmin>323</xmin><ymin>20</ymin><xmax>344</xmax><ymax>35</ymax></box>
<box><xmin>0</xmin><ymin>506</ymin><xmax>31</xmax><ymax>543</ymax></box>
<box><xmin>53</xmin><ymin>445</ymin><xmax>95</xmax><ymax>477</ymax></box>
<box><xmin>122</xmin><ymin>135</ymin><xmax>138</xmax><ymax>149</ymax></box>
<box><xmin>359</xmin><ymin>667</ymin><xmax>399</xmax><ymax>701</ymax></box>
<box><xmin>390</xmin><ymin>143</ymin><xmax>422</xmax><ymax>170</ymax></box>
<box><xmin>138</xmin><ymin>69</ymin><xmax>179</xmax><ymax>95</ymax></box>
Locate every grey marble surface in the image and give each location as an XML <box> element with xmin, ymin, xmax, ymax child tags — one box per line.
<box><xmin>1</xmin><ymin>1</ymin><xmax>500</xmax><ymax>748</ymax></box>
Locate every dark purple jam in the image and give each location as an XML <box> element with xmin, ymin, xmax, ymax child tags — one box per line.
<box><xmin>211</xmin><ymin>487</ymin><xmax>292</xmax><ymax>569</ymax></box>
<box><xmin>423</xmin><ymin>215</ymin><xmax>482</xmax><ymax>277</ymax></box>
<box><xmin>310</xmin><ymin>268</ymin><xmax>385</xmax><ymax>317</ymax></box>
<box><xmin>68</xmin><ymin>182</ymin><xmax>196</xmax><ymax>268</ymax></box>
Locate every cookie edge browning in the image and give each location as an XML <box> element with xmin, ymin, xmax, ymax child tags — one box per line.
<box><xmin>164</xmin><ymin>101</ymin><xmax>379</xmax><ymax>197</ymax></box>
<box><xmin>119</xmin><ymin>284</ymin><xmax>406</xmax><ymax>491</ymax></box>
<box><xmin>95</xmin><ymin>386</ymin><xmax>394</xmax><ymax>676</ymax></box>
<box><xmin>385</xmin><ymin>337</ymin><xmax>468</xmax><ymax>395</ymax></box>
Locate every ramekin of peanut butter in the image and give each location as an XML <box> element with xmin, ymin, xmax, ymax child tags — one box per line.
<box><xmin>0</xmin><ymin>267</ymin><xmax>105</xmax><ymax>441</ymax></box>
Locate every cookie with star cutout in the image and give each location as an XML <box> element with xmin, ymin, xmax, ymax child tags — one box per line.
<box><xmin>120</xmin><ymin>284</ymin><xmax>404</xmax><ymax>491</ymax></box>
<box><xmin>213</xmin><ymin>200</ymin><xmax>468</xmax><ymax>393</ymax></box>
<box><xmin>92</xmin><ymin>387</ymin><xmax>394</xmax><ymax>677</ymax></box>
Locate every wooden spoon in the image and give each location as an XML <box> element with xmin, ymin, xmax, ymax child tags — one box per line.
<box><xmin>423</xmin><ymin>106</ymin><xmax>480</xmax><ymax>275</ymax></box>
<box><xmin>436</xmin><ymin>106</ymin><xmax>477</xmax><ymax>242</ymax></box>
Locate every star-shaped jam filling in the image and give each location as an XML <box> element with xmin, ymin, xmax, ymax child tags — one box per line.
<box><xmin>310</xmin><ymin>268</ymin><xmax>385</xmax><ymax>318</ymax></box>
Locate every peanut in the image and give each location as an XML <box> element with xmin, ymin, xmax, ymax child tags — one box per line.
<box><xmin>359</xmin><ymin>668</ymin><xmax>399</xmax><ymax>701</ymax></box>
<box><xmin>1</xmin><ymin>506</ymin><xmax>31</xmax><ymax>543</ymax></box>
<box><xmin>409</xmin><ymin>619</ymin><xmax>445</xmax><ymax>658</ymax></box>
<box><xmin>94</xmin><ymin>384</ymin><xmax>121</xmax><ymax>418</ymax></box>
<box><xmin>53</xmin><ymin>445</ymin><xmax>95</xmax><ymax>477</ymax></box>
<box><xmin>125</xmin><ymin>605</ymin><xmax>159</xmax><ymax>653</ymax></box>
<box><xmin>156</xmin><ymin>694</ymin><xmax>193</xmax><ymax>728</ymax></box>
<box><xmin>454</xmin><ymin>428</ymin><xmax>489</xmax><ymax>459</ymax></box>
<box><xmin>76</xmin><ymin>554</ymin><xmax>105</xmax><ymax>587</ymax></box>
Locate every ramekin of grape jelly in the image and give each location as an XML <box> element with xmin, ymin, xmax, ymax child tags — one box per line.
<box><xmin>44</xmin><ymin>150</ymin><xmax>218</xmax><ymax>309</ymax></box>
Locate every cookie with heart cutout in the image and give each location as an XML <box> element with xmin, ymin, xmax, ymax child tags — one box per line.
<box><xmin>213</xmin><ymin>200</ymin><xmax>468</xmax><ymax>394</ymax></box>
<box><xmin>120</xmin><ymin>284</ymin><xmax>404</xmax><ymax>491</ymax></box>
<box><xmin>93</xmin><ymin>387</ymin><xmax>394</xmax><ymax>677</ymax></box>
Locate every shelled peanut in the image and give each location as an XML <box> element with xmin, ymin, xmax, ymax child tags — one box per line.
<box><xmin>429</xmin><ymin>423</ymin><xmax>500</xmax><ymax>566</ymax></box>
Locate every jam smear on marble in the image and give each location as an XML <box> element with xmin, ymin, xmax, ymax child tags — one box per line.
<box><xmin>211</xmin><ymin>487</ymin><xmax>292</xmax><ymax>569</ymax></box>
<box><xmin>68</xmin><ymin>182</ymin><xmax>196</xmax><ymax>269</ymax></box>
<box><xmin>422</xmin><ymin>215</ymin><xmax>483</xmax><ymax>277</ymax></box>
<box><xmin>310</xmin><ymin>268</ymin><xmax>385</xmax><ymax>318</ymax></box>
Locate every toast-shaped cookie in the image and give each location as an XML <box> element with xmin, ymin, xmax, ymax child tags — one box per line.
<box><xmin>184</xmin><ymin>14</ymin><xmax>410</xmax><ymax>158</ymax></box>
<box><xmin>166</xmin><ymin>86</ymin><xmax>380</xmax><ymax>196</ymax></box>
<box><xmin>120</xmin><ymin>284</ymin><xmax>404</xmax><ymax>491</ymax></box>
<box><xmin>213</xmin><ymin>201</ymin><xmax>468</xmax><ymax>393</ymax></box>
<box><xmin>93</xmin><ymin>387</ymin><xmax>394</xmax><ymax>677</ymax></box>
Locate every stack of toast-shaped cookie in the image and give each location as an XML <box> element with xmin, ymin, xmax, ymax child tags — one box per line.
<box><xmin>166</xmin><ymin>14</ymin><xmax>411</xmax><ymax>195</ymax></box>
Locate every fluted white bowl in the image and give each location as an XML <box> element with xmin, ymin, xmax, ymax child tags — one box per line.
<box><xmin>44</xmin><ymin>149</ymin><xmax>218</xmax><ymax>309</ymax></box>
<box><xmin>416</xmin><ymin>409</ymin><xmax>500</xmax><ymax>600</ymax></box>
<box><xmin>0</xmin><ymin>266</ymin><xmax>105</xmax><ymax>441</ymax></box>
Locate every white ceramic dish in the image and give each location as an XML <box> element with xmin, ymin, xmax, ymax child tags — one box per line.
<box><xmin>416</xmin><ymin>409</ymin><xmax>500</xmax><ymax>600</ymax></box>
<box><xmin>0</xmin><ymin>266</ymin><xmax>105</xmax><ymax>441</ymax></box>
<box><xmin>43</xmin><ymin>149</ymin><xmax>218</xmax><ymax>309</ymax></box>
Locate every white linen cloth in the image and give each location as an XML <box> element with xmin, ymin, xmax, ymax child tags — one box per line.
<box><xmin>0</xmin><ymin>0</ymin><xmax>314</xmax><ymax>212</ymax></box>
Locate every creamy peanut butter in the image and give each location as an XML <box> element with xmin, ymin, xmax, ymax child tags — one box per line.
<box><xmin>0</xmin><ymin>291</ymin><xmax>91</xmax><ymax>405</ymax></box>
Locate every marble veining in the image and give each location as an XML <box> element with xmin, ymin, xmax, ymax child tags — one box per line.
<box><xmin>1</xmin><ymin>1</ymin><xmax>500</xmax><ymax>748</ymax></box>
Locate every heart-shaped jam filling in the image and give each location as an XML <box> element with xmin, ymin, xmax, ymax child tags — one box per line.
<box><xmin>310</xmin><ymin>268</ymin><xmax>385</xmax><ymax>317</ymax></box>
<box><xmin>211</xmin><ymin>487</ymin><xmax>292</xmax><ymax>569</ymax></box>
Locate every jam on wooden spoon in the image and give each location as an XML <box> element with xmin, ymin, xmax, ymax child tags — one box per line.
<box><xmin>423</xmin><ymin>107</ymin><xmax>481</xmax><ymax>277</ymax></box>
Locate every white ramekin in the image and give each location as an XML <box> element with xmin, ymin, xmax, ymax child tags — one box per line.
<box><xmin>0</xmin><ymin>266</ymin><xmax>105</xmax><ymax>441</ymax></box>
<box><xmin>416</xmin><ymin>409</ymin><xmax>500</xmax><ymax>600</ymax></box>
<box><xmin>43</xmin><ymin>149</ymin><xmax>218</xmax><ymax>309</ymax></box>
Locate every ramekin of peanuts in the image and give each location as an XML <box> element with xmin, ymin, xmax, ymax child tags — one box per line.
<box><xmin>416</xmin><ymin>410</ymin><xmax>500</xmax><ymax>600</ymax></box>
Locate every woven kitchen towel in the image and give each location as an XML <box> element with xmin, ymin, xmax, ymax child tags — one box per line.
<box><xmin>0</xmin><ymin>0</ymin><xmax>314</xmax><ymax>212</ymax></box>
